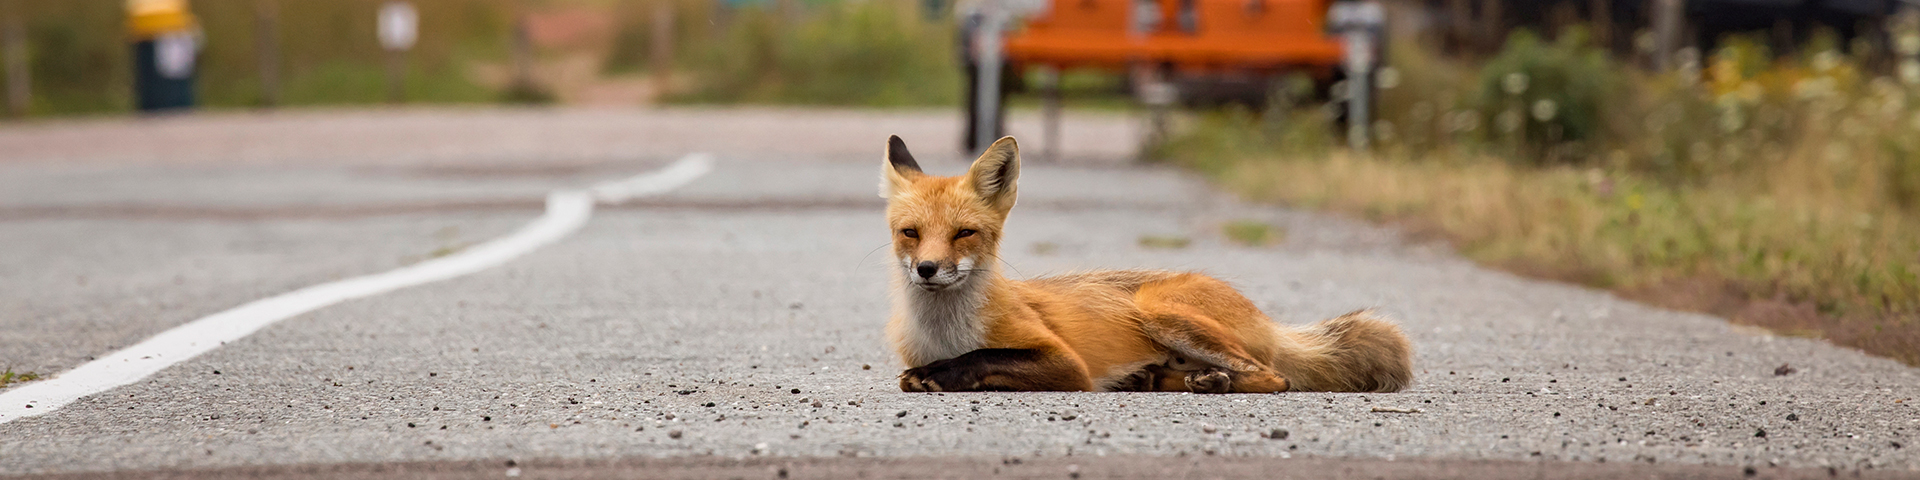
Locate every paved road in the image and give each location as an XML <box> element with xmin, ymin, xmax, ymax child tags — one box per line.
<box><xmin>0</xmin><ymin>108</ymin><xmax>1914</xmax><ymax>478</ymax></box>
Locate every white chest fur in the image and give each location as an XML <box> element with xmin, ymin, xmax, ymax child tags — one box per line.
<box><xmin>894</xmin><ymin>283</ymin><xmax>987</xmax><ymax>365</ymax></box>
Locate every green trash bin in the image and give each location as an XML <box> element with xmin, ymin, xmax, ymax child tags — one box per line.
<box><xmin>127</xmin><ymin>0</ymin><xmax>199</xmax><ymax>112</ymax></box>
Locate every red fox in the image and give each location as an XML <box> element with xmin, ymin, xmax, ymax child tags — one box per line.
<box><xmin>881</xmin><ymin>135</ymin><xmax>1414</xmax><ymax>393</ymax></box>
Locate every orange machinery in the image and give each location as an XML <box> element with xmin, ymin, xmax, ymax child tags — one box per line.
<box><xmin>1005</xmin><ymin>0</ymin><xmax>1346</xmax><ymax>78</ymax></box>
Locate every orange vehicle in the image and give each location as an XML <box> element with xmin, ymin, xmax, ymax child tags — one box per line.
<box><xmin>1005</xmin><ymin>0</ymin><xmax>1345</xmax><ymax>77</ymax></box>
<box><xmin>960</xmin><ymin>0</ymin><xmax>1363</xmax><ymax>152</ymax></box>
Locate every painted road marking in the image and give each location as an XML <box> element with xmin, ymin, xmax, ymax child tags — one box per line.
<box><xmin>0</xmin><ymin>154</ymin><xmax>715</xmax><ymax>424</ymax></box>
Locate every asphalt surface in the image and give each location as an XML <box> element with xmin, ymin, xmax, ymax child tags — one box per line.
<box><xmin>0</xmin><ymin>108</ymin><xmax>1914</xmax><ymax>478</ymax></box>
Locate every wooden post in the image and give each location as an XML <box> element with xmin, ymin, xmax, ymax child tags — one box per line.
<box><xmin>2</xmin><ymin>0</ymin><xmax>27</xmax><ymax>118</ymax></box>
<box><xmin>1652</xmin><ymin>0</ymin><xmax>1682</xmax><ymax>71</ymax></box>
<box><xmin>1589</xmin><ymin>0</ymin><xmax>1612</xmax><ymax>48</ymax></box>
<box><xmin>1447</xmin><ymin>0</ymin><xmax>1470</xmax><ymax>54</ymax></box>
<box><xmin>1477</xmin><ymin>0</ymin><xmax>1503</xmax><ymax>52</ymax></box>
<box><xmin>650</xmin><ymin>0</ymin><xmax>673</xmax><ymax>94</ymax></box>
<box><xmin>255</xmin><ymin>0</ymin><xmax>279</xmax><ymax>107</ymax></box>
<box><xmin>512</xmin><ymin>10</ymin><xmax>535</xmax><ymax>95</ymax></box>
<box><xmin>1039</xmin><ymin>66</ymin><xmax>1061</xmax><ymax>163</ymax></box>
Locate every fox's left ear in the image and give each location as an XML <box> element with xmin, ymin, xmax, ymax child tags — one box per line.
<box><xmin>965</xmin><ymin>136</ymin><xmax>1020</xmax><ymax>212</ymax></box>
<box><xmin>880</xmin><ymin>135</ymin><xmax>924</xmax><ymax>199</ymax></box>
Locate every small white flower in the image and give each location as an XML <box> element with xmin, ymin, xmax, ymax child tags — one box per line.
<box><xmin>1899</xmin><ymin>34</ymin><xmax>1920</xmax><ymax>56</ymax></box>
<box><xmin>1502</xmin><ymin>72</ymin><xmax>1530</xmax><ymax>95</ymax></box>
<box><xmin>1718</xmin><ymin>108</ymin><xmax>1744</xmax><ymax>133</ymax></box>
<box><xmin>1530</xmin><ymin>99</ymin><xmax>1558</xmax><ymax>122</ymax></box>
<box><xmin>1812</xmin><ymin>50</ymin><xmax>1841</xmax><ymax>73</ymax></box>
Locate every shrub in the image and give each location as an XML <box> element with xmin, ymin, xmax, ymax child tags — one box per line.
<box><xmin>1471</xmin><ymin>30</ymin><xmax>1624</xmax><ymax>165</ymax></box>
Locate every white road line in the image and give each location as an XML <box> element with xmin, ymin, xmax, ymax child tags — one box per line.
<box><xmin>0</xmin><ymin>154</ymin><xmax>715</xmax><ymax>424</ymax></box>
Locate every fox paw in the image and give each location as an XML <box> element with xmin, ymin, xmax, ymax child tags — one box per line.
<box><xmin>1185</xmin><ymin>368</ymin><xmax>1232</xmax><ymax>394</ymax></box>
<box><xmin>1110</xmin><ymin>368</ymin><xmax>1160</xmax><ymax>392</ymax></box>
<box><xmin>899</xmin><ymin>361</ymin><xmax>979</xmax><ymax>392</ymax></box>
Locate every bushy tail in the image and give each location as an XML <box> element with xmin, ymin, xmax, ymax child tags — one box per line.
<box><xmin>1269</xmin><ymin>309</ymin><xmax>1414</xmax><ymax>393</ymax></box>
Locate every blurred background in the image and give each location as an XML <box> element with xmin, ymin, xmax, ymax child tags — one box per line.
<box><xmin>0</xmin><ymin>0</ymin><xmax>1914</xmax><ymax>365</ymax></box>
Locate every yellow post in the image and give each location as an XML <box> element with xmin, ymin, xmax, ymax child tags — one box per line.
<box><xmin>126</xmin><ymin>0</ymin><xmax>201</xmax><ymax>111</ymax></box>
<box><xmin>126</xmin><ymin>0</ymin><xmax>196</xmax><ymax>40</ymax></box>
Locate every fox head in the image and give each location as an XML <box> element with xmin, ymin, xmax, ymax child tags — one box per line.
<box><xmin>879</xmin><ymin>135</ymin><xmax>1020</xmax><ymax>293</ymax></box>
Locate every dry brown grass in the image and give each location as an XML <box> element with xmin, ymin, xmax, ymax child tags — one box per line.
<box><xmin>1205</xmin><ymin>151</ymin><xmax>1919</xmax><ymax>365</ymax></box>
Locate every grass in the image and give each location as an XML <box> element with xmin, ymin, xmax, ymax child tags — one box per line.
<box><xmin>1158</xmin><ymin>32</ymin><xmax>1920</xmax><ymax>366</ymax></box>
<box><xmin>1223</xmin><ymin>221</ymin><xmax>1283</xmax><ymax>247</ymax></box>
<box><xmin>664</xmin><ymin>1</ymin><xmax>960</xmax><ymax>107</ymax></box>
<box><xmin>1</xmin><ymin>369</ymin><xmax>41</xmax><ymax>388</ymax></box>
<box><xmin>1138</xmin><ymin>235</ymin><xmax>1193</xmax><ymax>250</ymax></box>
<box><xmin>2</xmin><ymin>0</ymin><xmax>508</xmax><ymax>115</ymax></box>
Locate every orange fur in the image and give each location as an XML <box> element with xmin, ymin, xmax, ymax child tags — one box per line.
<box><xmin>882</xmin><ymin>135</ymin><xmax>1413</xmax><ymax>393</ymax></box>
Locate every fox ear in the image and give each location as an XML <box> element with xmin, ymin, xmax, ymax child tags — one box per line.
<box><xmin>880</xmin><ymin>135</ymin><xmax>924</xmax><ymax>199</ymax></box>
<box><xmin>965</xmin><ymin>136</ymin><xmax>1020</xmax><ymax>211</ymax></box>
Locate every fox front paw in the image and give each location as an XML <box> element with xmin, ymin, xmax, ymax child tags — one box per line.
<box><xmin>899</xmin><ymin>360</ymin><xmax>981</xmax><ymax>392</ymax></box>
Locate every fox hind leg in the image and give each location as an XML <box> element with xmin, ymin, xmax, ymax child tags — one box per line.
<box><xmin>1137</xmin><ymin>311</ymin><xmax>1290</xmax><ymax>394</ymax></box>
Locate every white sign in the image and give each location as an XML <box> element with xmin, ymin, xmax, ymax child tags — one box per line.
<box><xmin>1328</xmin><ymin>1</ymin><xmax>1385</xmax><ymax>30</ymax></box>
<box><xmin>154</xmin><ymin>32</ymin><xmax>197</xmax><ymax>79</ymax></box>
<box><xmin>379</xmin><ymin>2</ymin><xmax>418</xmax><ymax>52</ymax></box>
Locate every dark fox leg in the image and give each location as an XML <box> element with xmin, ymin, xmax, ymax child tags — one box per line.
<box><xmin>899</xmin><ymin>348</ymin><xmax>1091</xmax><ymax>392</ymax></box>
<box><xmin>1137</xmin><ymin>311</ymin><xmax>1290</xmax><ymax>394</ymax></box>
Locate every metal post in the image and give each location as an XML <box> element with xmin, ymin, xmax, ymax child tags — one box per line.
<box><xmin>971</xmin><ymin>6</ymin><xmax>1005</xmax><ymax>153</ymax></box>
<box><xmin>1039</xmin><ymin>65</ymin><xmax>1061</xmax><ymax>163</ymax></box>
<box><xmin>386</xmin><ymin>49</ymin><xmax>406</xmax><ymax>103</ymax></box>
<box><xmin>1332</xmin><ymin>2</ymin><xmax>1382</xmax><ymax>152</ymax></box>
<box><xmin>1344</xmin><ymin>31</ymin><xmax>1373</xmax><ymax>152</ymax></box>
<box><xmin>255</xmin><ymin>0</ymin><xmax>278</xmax><ymax>107</ymax></box>
<box><xmin>3</xmin><ymin>0</ymin><xmax>28</xmax><ymax>118</ymax></box>
<box><xmin>1136</xmin><ymin>65</ymin><xmax>1175</xmax><ymax>154</ymax></box>
<box><xmin>378</xmin><ymin>2</ymin><xmax>417</xmax><ymax>103</ymax></box>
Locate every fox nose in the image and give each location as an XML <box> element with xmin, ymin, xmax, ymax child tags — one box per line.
<box><xmin>915</xmin><ymin>261</ymin><xmax>939</xmax><ymax>279</ymax></box>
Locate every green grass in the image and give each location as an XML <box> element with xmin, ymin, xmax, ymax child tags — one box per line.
<box><xmin>665</xmin><ymin>1</ymin><xmax>961</xmax><ymax>107</ymax></box>
<box><xmin>1158</xmin><ymin>31</ymin><xmax>1920</xmax><ymax>365</ymax></box>
<box><xmin>1</xmin><ymin>369</ymin><xmax>41</xmax><ymax>388</ymax></box>
<box><xmin>1138</xmin><ymin>235</ymin><xmax>1192</xmax><ymax>250</ymax></box>
<box><xmin>1223</xmin><ymin>221</ymin><xmax>1283</xmax><ymax>247</ymax></box>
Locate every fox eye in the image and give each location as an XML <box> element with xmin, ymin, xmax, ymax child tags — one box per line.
<box><xmin>901</xmin><ymin>229</ymin><xmax>919</xmax><ymax>239</ymax></box>
<box><xmin>954</xmin><ymin>229</ymin><xmax>977</xmax><ymax>239</ymax></box>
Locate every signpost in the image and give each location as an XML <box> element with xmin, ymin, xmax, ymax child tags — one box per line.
<box><xmin>378</xmin><ymin>1</ymin><xmax>417</xmax><ymax>103</ymax></box>
<box><xmin>1330</xmin><ymin>1</ymin><xmax>1385</xmax><ymax>152</ymax></box>
<box><xmin>971</xmin><ymin>7</ymin><xmax>1006</xmax><ymax>155</ymax></box>
<box><xmin>127</xmin><ymin>0</ymin><xmax>200</xmax><ymax>112</ymax></box>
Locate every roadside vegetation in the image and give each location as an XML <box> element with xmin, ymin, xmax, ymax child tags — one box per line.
<box><xmin>644</xmin><ymin>1</ymin><xmax>960</xmax><ymax>106</ymax></box>
<box><xmin>1158</xmin><ymin>30</ymin><xmax>1920</xmax><ymax>365</ymax></box>
<box><xmin>2</xmin><ymin>0</ymin><xmax>506</xmax><ymax>114</ymax></box>
<box><xmin>1</xmin><ymin>368</ymin><xmax>40</xmax><ymax>388</ymax></box>
<box><xmin>0</xmin><ymin>0</ymin><xmax>957</xmax><ymax>116</ymax></box>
